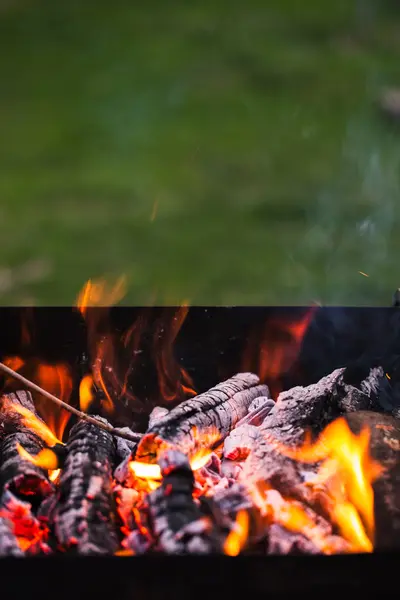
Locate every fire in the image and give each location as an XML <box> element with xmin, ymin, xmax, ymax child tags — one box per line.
<box><xmin>75</xmin><ymin>277</ymin><xmax>130</xmax><ymax>416</ymax></box>
<box><xmin>76</xmin><ymin>276</ymin><xmax>127</xmax><ymax>315</ymax></box>
<box><xmin>223</xmin><ymin>510</ymin><xmax>249</xmax><ymax>556</ymax></box>
<box><xmin>17</xmin><ymin>444</ymin><xmax>59</xmax><ymax>471</ymax></box>
<box><xmin>153</xmin><ymin>307</ymin><xmax>197</xmax><ymax>403</ymax></box>
<box><xmin>35</xmin><ymin>364</ymin><xmax>73</xmax><ymax>442</ymax></box>
<box><xmin>242</xmin><ymin>308</ymin><xmax>316</xmax><ymax>398</ymax></box>
<box><xmin>79</xmin><ymin>374</ymin><xmax>94</xmax><ymax>413</ymax></box>
<box><xmin>264</xmin><ymin>417</ymin><xmax>383</xmax><ymax>551</ymax></box>
<box><xmin>5</xmin><ymin>402</ymin><xmax>61</xmax><ymax>447</ymax></box>
<box><xmin>129</xmin><ymin>448</ymin><xmax>213</xmax><ymax>484</ymax></box>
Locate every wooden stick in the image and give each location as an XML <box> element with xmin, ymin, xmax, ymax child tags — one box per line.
<box><xmin>0</xmin><ymin>361</ymin><xmax>142</xmax><ymax>445</ymax></box>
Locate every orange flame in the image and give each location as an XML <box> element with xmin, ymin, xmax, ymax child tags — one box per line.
<box><xmin>16</xmin><ymin>444</ymin><xmax>59</xmax><ymax>471</ymax></box>
<box><xmin>263</xmin><ymin>417</ymin><xmax>383</xmax><ymax>551</ymax></box>
<box><xmin>34</xmin><ymin>364</ymin><xmax>73</xmax><ymax>442</ymax></box>
<box><xmin>129</xmin><ymin>448</ymin><xmax>213</xmax><ymax>483</ymax></box>
<box><xmin>75</xmin><ymin>277</ymin><xmax>130</xmax><ymax>416</ymax></box>
<box><xmin>242</xmin><ymin>308</ymin><xmax>316</xmax><ymax>398</ymax></box>
<box><xmin>79</xmin><ymin>374</ymin><xmax>94</xmax><ymax>413</ymax></box>
<box><xmin>223</xmin><ymin>510</ymin><xmax>249</xmax><ymax>556</ymax></box>
<box><xmin>76</xmin><ymin>276</ymin><xmax>127</xmax><ymax>315</ymax></box>
<box><xmin>153</xmin><ymin>307</ymin><xmax>196</xmax><ymax>403</ymax></box>
<box><xmin>5</xmin><ymin>402</ymin><xmax>61</xmax><ymax>447</ymax></box>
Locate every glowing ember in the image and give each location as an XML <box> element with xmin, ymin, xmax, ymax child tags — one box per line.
<box><xmin>129</xmin><ymin>448</ymin><xmax>213</xmax><ymax>482</ymax></box>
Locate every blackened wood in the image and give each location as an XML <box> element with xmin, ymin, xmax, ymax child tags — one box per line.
<box><xmin>0</xmin><ymin>391</ymin><xmax>53</xmax><ymax>499</ymax></box>
<box><xmin>141</xmin><ymin>449</ymin><xmax>222</xmax><ymax>554</ymax></box>
<box><xmin>136</xmin><ymin>373</ymin><xmax>268</xmax><ymax>460</ymax></box>
<box><xmin>259</xmin><ymin>367</ymin><xmax>386</xmax><ymax>449</ymax></box>
<box><xmin>343</xmin><ymin>411</ymin><xmax>400</xmax><ymax>551</ymax></box>
<box><xmin>52</xmin><ymin>417</ymin><xmax>119</xmax><ymax>555</ymax></box>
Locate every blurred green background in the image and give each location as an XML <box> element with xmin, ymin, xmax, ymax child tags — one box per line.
<box><xmin>1</xmin><ymin>0</ymin><xmax>400</xmax><ymax>306</ymax></box>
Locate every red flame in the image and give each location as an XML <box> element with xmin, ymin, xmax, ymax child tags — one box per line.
<box><xmin>153</xmin><ymin>307</ymin><xmax>196</xmax><ymax>403</ymax></box>
<box><xmin>242</xmin><ymin>308</ymin><xmax>316</xmax><ymax>398</ymax></box>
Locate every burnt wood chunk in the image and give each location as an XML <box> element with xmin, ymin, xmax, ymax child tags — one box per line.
<box><xmin>133</xmin><ymin>450</ymin><xmax>222</xmax><ymax>554</ymax></box>
<box><xmin>0</xmin><ymin>515</ymin><xmax>23</xmax><ymax>556</ymax></box>
<box><xmin>52</xmin><ymin>417</ymin><xmax>118</xmax><ymax>555</ymax></box>
<box><xmin>135</xmin><ymin>373</ymin><xmax>268</xmax><ymax>460</ymax></box>
<box><xmin>0</xmin><ymin>391</ymin><xmax>53</xmax><ymax>500</ymax></box>
<box><xmin>259</xmin><ymin>367</ymin><xmax>386</xmax><ymax>448</ymax></box>
<box><xmin>343</xmin><ymin>411</ymin><xmax>400</xmax><ymax>551</ymax></box>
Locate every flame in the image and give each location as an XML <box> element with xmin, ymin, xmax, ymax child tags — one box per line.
<box><xmin>263</xmin><ymin>417</ymin><xmax>383</xmax><ymax>551</ymax></box>
<box><xmin>79</xmin><ymin>374</ymin><xmax>94</xmax><ymax>413</ymax></box>
<box><xmin>17</xmin><ymin>444</ymin><xmax>59</xmax><ymax>471</ymax></box>
<box><xmin>5</xmin><ymin>402</ymin><xmax>61</xmax><ymax>447</ymax></box>
<box><xmin>75</xmin><ymin>277</ymin><xmax>131</xmax><ymax>416</ymax></box>
<box><xmin>242</xmin><ymin>308</ymin><xmax>315</xmax><ymax>398</ymax></box>
<box><xmin>153</xmin><ymin>307</ymin><xmax>197</xmax><ymax>403</ymax></box>
<box><xmin>76</xmin><ymin>276</ymin><xmax>127</xmax><ymax>315</ymax></box>
<box><xmin>34</xmin><ymin>364</ymin><xmax>73</xmax><ymax>442</ymax></box>
<box><xmin>3</xmin><ymin>356</ymin><xmax>25</xmax><ymax>372</ymax></box>
<box><xmin>129</xmin><ymin>448</ymin><xmax>213</xmax><ymax>483</ymax></box>
<box><xmin>49</xmin><ymin>468</ymin><xmax>61</xmax><ymax>483</ymax></box>
<box><xmin>223</xmin><ymin>510</ymin><xmax>249</xmax><ymax>556</ymax></box>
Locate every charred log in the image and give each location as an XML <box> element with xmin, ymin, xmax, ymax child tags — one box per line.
<box><xmin>259</xmin><ymin>367</ymin><xmax>386</xmax><ymax>449</ymax></box>
<box><xmin>129</xmin><ymin>449</ymin><xmax>223</xmax><ymax>554</ymax></box>
<box><xmin>51</xmin><ymin>417</ymin><xmax>119</xmax><ymax>555</ymax></box>
<box><xmin>0</xmin><ymin>391</ymin><xmax>53</xmax><ymax>501</ymax></box>
<box><xmin>135</xmin><ymin>373</ymin><xmax>268</xmax><ymax>461</ymax></box>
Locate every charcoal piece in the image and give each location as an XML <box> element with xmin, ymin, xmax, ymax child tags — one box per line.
<box><xmin>259</xmin><ymin>367</ymin><xmax>386</xmax><ymax>449</ymax></box>
<box><xmin>0</xmin><ymin>490</ymin><xmax>51</xmax><ymax>555</ymax></box>
<box><xmin>135</xmin><ymin>373</ymin><xmax>268</xmax><ymax>461</ymax></box>
<box><xmin>148</xmin><ymin>406</ymin><xmax>169</xmax><ymax>429</ymax></box>
<box><xmin>223</xmin><ymin>424</ymin><xmax>262</xmax><ymax>461</ymax></box>
<box><xmin>267</xmin><ymin>524</ymin><xmax>323</xmax><ymax>555</ymax></box>
<box><xmin>0</xmin><ymin>391</ymin><xmax>53</xmax><ymax>500</ymax></box>
<box><xmin>238</xmin><ymin>436</ymin><xmax>308</xmax><ymax>501</ymax></box>
<box><xmin>235</xmin><ymin>397</ymin><xmax>275</xmax><ymax>428</ymax></box>
<box><xmin>52</xmin><ymin>416</ymin><xmax>119</xmax><ymax>555</ymax></box>
<box><xmin>343</xmin><ymin>411</ymin><xmax>400</xmax><ymax>551</ymax></box>
<box><xmin>113</xmin><ymin>427</ymin><xmax>139</xmax><ymax>461</ymax></box>
<box><xmin>212</xmin><ymin>483</ymin><xmax>253</xmax><ymax>518</ymax></box>
<box><xmin>143</xmin><ymin>449</ymin><xmax>222</xmax><ymax>554</ymax></box>
<box><xmin>0</xmin><ymin>515</ymin><xmax>23</xmax><ymax>556</ymax></box>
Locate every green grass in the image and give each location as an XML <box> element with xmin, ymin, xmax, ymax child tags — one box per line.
<box><xmin>1</xmin><ymin>0</ymin><xmax>400</xmax><ymax>305</ymax></box>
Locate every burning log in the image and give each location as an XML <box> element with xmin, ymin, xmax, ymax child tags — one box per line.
<box><xmin>259</xmin><ymin>366</ymin><xmax>386</xmax><ymax>448</ymax></box>
<box><xmin>135</xmin><ymin>373</ymin><xmax>269</xmax><ymax>461</ymax></box>
<box><xmin>127</xmin><ymin>449</ymin><xmax>223</xmax><ymax>554</ymax></box>
<box><xmin>343</xmin><ymin>411</ymin><xmax>400</xmax><ymax>550</ymax></box>
<box><xmin>0</xmin><ymin>515</ymin><xmax>23</xmax><ymax>556</ymax></box>
<box><xmin>0</xmin><ymin>391</ymin><xmax>54</xmax><ymax>500</ymax></box>
<box><xmin>51</xmin><ymin>417</ymin><xmax>119</xmax><ymax>554</ymax></box>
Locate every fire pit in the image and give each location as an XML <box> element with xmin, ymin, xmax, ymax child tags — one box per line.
<box><xmin>0</xmin><ymin>281</ymin><xmax>399</xmax><ymax>598</ymax></box>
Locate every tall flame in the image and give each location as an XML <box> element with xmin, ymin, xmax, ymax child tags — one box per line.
<box><xmin>263</xmin><ymin>417</ymin><xmax>383</xmax><ymax>551</ymax></box>
<box><xmin>153</xmin><ymin>306</ymin><xmax>196</xmax><ymax>403</ymax></box>
<box><xmin>242</xmin><ymin>308</ymin><xmax>316</xmax><ymax>398</ymax></box>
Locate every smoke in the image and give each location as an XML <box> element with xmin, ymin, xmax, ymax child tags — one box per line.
<box><xmin>289</xmin><ymin>113</ymin><xmax>400</xmax><ymax>305</ymax></box>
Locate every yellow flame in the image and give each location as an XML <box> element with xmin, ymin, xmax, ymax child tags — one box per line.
<box><xmin>49</xmin><ymin>468</ymin><xmax>61</xmax><ymax>482</ymax></box>
<box><xmin>223</xmin><ymin>510</ymin><xmax>249</xmax><ymax>556</ymax></box>
<box><xmin>6</xmin><ymin>402</ymin><xmax>61</xmax><ymax>447</ymax></box>
<box><xmin>79</xmin><ymin>374</ymin><xmax>94</xmax><ymax>413</ymax></box>
<box><xmin>17</xmin><ymin>444</ymin><xmax>59</xmax><ymax>471</ymax></box>
<box><xmin>76</xmin><ymin>276</ymin><xmax>127</xmax><ymax>315</ymax></box>
<box><xmin>129</xmin><ymin>449</ymin><xmax>212</xmax><ymax>481</ymax></box>
<box><xmin>263</xmin><ymin>417</ymin><xmax>383</xmax><ymax>550</ymax></box>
